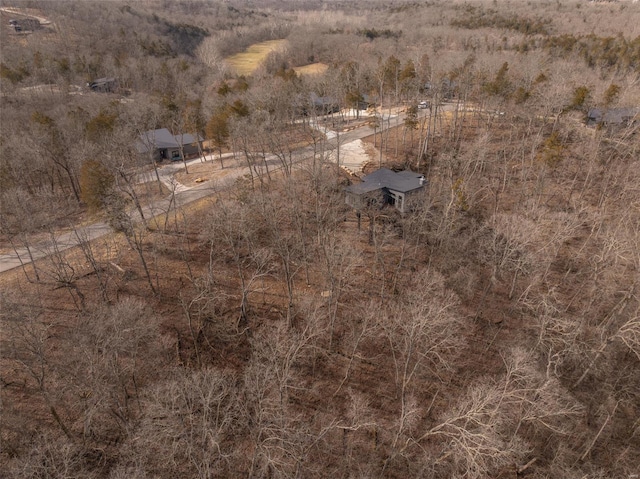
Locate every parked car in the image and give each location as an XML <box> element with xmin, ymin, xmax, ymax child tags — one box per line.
<box><xmin>418</xmin><ymin>101</ymin><xmax>430</xmax><ymax>109</ymax></box>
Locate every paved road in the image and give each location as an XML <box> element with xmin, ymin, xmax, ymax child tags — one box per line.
<box><xmin>0</xmin><ymin>146</ymin><xmax>328</xmax><ymax>274</ymax></box>
<box><xmin>0</xmin><ymin>105</ymin><xmax>445</xmax><ymax>274</ymax></box>
<box><xmin>0</xmin><ymin>7</ymin><xmax>53</xmax><ymax>25</ymax></box>
<box><xmin>0</xmin><ymin>160</ymin><xmax>248</xmax><ymax>274</ymax></box>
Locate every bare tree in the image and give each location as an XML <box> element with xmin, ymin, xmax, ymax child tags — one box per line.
<box><xmin>378</xmin><ymin>270</ymin><xmax>464</xmax><ymax>467</ymax></box>
<box><xmin>202</xmin><ymin>197</ymin><xmax>275</xmax><ymax>333</ymax></box>
<box><xmin>104</xmin><ymin>194</ymin><xmax>157</xmax><ymax>295</ymax></box>
<box><xmin>132</xmin><ymin>368</ymin><xmax>241</xmax><ymax>478</ymax></box>
<box><xmin>242</xmin><ymin>319</ymin><xmax>322</xmax><ymax>478</ymax></box>
<box><xmin>40</xmin><ymin>229</ymin><xmax>85</xmax><ymax>310</ymax></box>
<box><xmin>398</xmin><ymin>348</ymin><xmax>583</xmax><ymax>478</ymax></box>
<box><xmin>6</xmin><ymin>432</ymin><xmax>95</xmax><ymax>479</ymax></box>
<box><xmin>1</xmin><ymin>291</ymin><xmax>73</xmax><ymax>441</ymax></box>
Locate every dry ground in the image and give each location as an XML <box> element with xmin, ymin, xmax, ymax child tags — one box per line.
<box><xmin>174</xmin><ymin>158</ymin><xmax>240</xmax><ymax>187</ymax></box>
<box><xmin>2</xmin><ymin>110</ymin><xmax>639</xmax><ymax>477</ymax></box>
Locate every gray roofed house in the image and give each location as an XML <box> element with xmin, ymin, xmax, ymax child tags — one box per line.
<box><xmin>310</xmin><ymin>92</ymin><xmax>340</xmax><ymax>115</ymax></box>
<box><xmin>88</xmin><ymin>77</ymin><xmax>118</xmax><ymax>93</ymax></box>
<box><xmin>587</xmin><ymin>107</ymin><xmax>639</xmax><ymax>127</ymax></box>
<box><xmin>345</xmin><ymin>168</ymin><xmax>426</xmax><ymax>213</ymax></box>
<box><xmin>136</xmin><ymin>128</ymin><xmax>203</xmax><ymax>162</ymax></box>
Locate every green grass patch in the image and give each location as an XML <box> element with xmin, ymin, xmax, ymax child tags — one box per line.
<box><xmin>225</xmin><ymin>39</ymin><xmax>287</xmax><ymax>76</ymax></box>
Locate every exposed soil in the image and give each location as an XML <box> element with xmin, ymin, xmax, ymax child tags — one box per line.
<box><xmin>174</xmin><ymin>158</ymin><xmax>240</xmax><ymax>187</ymax></box>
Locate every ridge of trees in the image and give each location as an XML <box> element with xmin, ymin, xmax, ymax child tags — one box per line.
<box><xmin>451</xmin><ymin>5</ymin><xmax>552</xmax><ymax>36</ymax></box>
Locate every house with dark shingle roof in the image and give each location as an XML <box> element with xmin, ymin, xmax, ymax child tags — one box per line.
<box><xmin>345</xmin><ymin>168</ymin><xmax>426</xmax><ymax>213</ymax></box>
<box><xmin>88</xmin><ymin>77</ymin><xmax>118</xmax><ymax>93</ymax></box>
<box><xmin>310</xmin><ymin>92</ymin><xmax>340</xmax><ymax>115</ymax></box>
<box><xmin>586</xmin><ymin>107</ymin><xmax>639</xmax><ymax>127</ymax></box>
<box><xmin>136</xmin><ymin>128</ymin><xmax>203</xmax><ymax>162</ymax></box>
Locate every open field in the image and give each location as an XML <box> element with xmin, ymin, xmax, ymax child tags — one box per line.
<box><xmin>293</xmin><ymin>62</ymin><xmax>329</xmax><ymax>76</ymax></box>
<box><xmin>225</xmin><ymin>39</ymin><xmax>287</xmax><ymax>75</ymax></box>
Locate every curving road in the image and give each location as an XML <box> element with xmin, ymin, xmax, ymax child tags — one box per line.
<box><xmin>0</xmin><ymin>104</ymin><xmax>450</xmax><ymax>274</ymax></box>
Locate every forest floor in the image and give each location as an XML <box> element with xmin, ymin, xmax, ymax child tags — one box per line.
<box><xmin>3</xmin><ymin>107</ymin><xmax>639</xmax><ymax>478</ymax></box>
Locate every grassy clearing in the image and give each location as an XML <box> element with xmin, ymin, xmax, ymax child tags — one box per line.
<box><xmin>225</xmin><ymin>39</ymin><xmax>287</xmax><ymax>75</ymax></box>
<box><xmin>293</xmin><ymin>62</ymin><xmax>328</xmax><ymax>76</ymax></box>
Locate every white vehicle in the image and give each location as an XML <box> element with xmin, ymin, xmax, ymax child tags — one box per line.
<box><xmin>418</xmin><ymin>101</ymin><xmax>430</xmax><ymax>109</ymax></box>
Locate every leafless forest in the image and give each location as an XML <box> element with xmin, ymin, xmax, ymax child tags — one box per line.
<box><xmin>1</xmin><ymin>0</ymin><xmax>640</xmax><ymax>478</ymax></box>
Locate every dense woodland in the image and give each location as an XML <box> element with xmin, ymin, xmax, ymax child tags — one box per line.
<box><xmin>1</xmin><ymin>0</ymin><xmax>640</xmax><ymax>478</ymax></box>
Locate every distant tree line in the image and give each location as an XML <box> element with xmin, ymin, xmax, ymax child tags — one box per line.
<box><xmin>451</xmin><ymin>5</ymin><xmax>552</xmax><ymax>36</ymax></box>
